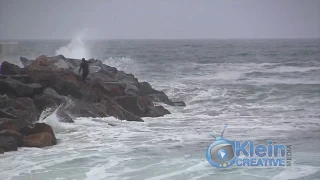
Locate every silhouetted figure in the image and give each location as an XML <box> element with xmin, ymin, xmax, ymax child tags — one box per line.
<box><xmin>79</xmin><ymin>58</ymin><xmax>89</xmax><ymax>83</ymax></box>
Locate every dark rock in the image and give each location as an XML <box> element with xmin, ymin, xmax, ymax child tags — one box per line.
<box><xmin>16</xmin><ymin>97</ymin><xmax>41</xmax><ymax>122</ymax></box>
<box><xmin>125</xmin><ymin>83</ymin><xmax>140</xmax><ymax>96</ymax></box>
<box><xmin>137</xmin><ymin>82</ymin><xmax>178</xmax><ymax>106</ymax></box>
<box><xmin>20</xmin><ymin>57</ymin><xmax>33</xmax><ymax>67</ymax></box>
<box><xmin>32</xmin><ymin>88</ymin><xmax>63</xmax><ymax>113</ymax></box>
<box><xmin>138</xmin><ymin>82</ymin><xmax>156</xmax><ymax>94</ymax></box>
<box><xmin>0</xmin><ymin>118</ymin><xmax>18</xmax><ymax>131</ymax></box>
<box><xmin>0</xmin><ymin>96</ymin><xmax>40</xmax><ymax>123</ymax></box>
<box><xmin>0</xmin><ymin>109</ymin><xmax>16</xmax><ymax>119</ymax></box>
<box><xmin>1</xmin><ymin>61</ymin><xmax>24</xmax><ymax>75</ymax></box>
<box><xmin>0</xmin><ymin>136</ymin><xmax>18</xmax><ymax>152</ymax></box>
<box><xmin>172</xmin><ymin>101</ymin><xmax>186</xmax><ymax>107</ymax></box>
<box><xmin>0</xmin><ymin>130</ymin><xmax>23</xmax><ymax>147</ymax></box>
<box><xmin>43</xmin><ymin>87</ymin><xmax>63</xmax><ymax>101</ymax></box>
<box><xmin>56</xmin><ymin>106</ymin><xmax>74</xmax><ymax>123</ymax></box>
<box><xmin>91</xmin><ymin>80</ymin><xmax>125</xmax><ymax>98</ymax></box>
<box><xmin>25</xmin><ymin>70</ymin><xmax>84</xmax><ymax>99</ymax></box>
<box><xmin>102</xmin><ymin>97</ymin><xmax>143</xmax><ymax>121</ymax></box>
<box><xmin>33</xmin><ymin>94</ymin><xmax>60</xmax><ymax>112</ymax></box>
<box><xmin>0</xmin><ymin>78</ymin><xmax>42</xmax><ymax>98</ymax></box>
<box><xmin>25</xmin><ymin>123</ymin><xmax>57</xmax><ymax>145</ymax></box>
<box><xmin>1</xmin><ymin>57</ymin><xmax>183</xmax><ymax>125</ymax></box>
<box><xmin>23</xmin><ymin>132</ymin><xmax>55</xmax><ymax>148</ymax></box>
<box><xmin>0</xmin><ymin>118</ymin><xmax>33</xmax><ymax>135</ymax></box>
<box><xmin>113</xmin><ymin>96</ymin><xmax>170</xmax><ymax>117</ymax></box>
<box><xmin>66</xmin><ymin>101</ymin><xmax>109</xmax><ymax>118</ymax></box>
<box><xmin>145</xmin><ymin>106</ymin><xmax>171</xmax><ymax>117</ymax></box>
<box><xmin>0</xmin><ymin>74</ymin><xmax>32</xmax><ymax>84</ymax></box>
<box><xmin>65</xmin><ymin>98</ymin><xmax>143</xmax><ymax>122</ymax></box>
<box><xmin>148</xmin><ymin>93</ymin><xmax>174</xmax><ymax>106</ymax></box>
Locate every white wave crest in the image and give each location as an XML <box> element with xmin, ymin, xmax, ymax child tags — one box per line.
<box><xmin>55</xmin><ymin>30</ymin><xmax>91</xmax><ymax>59</ymax></box>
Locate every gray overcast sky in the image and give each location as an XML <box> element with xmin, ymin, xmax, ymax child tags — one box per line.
<box><xmin>0</xmin><ymin>0</ymin><xmax>320</xmax><ymax>40</ymax></box>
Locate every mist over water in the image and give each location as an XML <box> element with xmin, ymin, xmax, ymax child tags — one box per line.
<box><xmin>55</xmin><ymin>30</ymin><xmax>91</xmax><ymax>59</ymax></box>
<box><xmin>1</xmin><ymin>38</ymin><xmax>320</xmax><ymax>180</ymax></box>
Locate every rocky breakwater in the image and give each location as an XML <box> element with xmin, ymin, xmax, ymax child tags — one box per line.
<box><xmin>0</xmin><ymin>55</ymin><xmax>185</xmax><ymax>154</ymax></box>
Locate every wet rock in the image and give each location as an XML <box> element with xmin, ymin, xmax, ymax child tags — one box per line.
<box><xmin>0</xmin><ymin>109</ymin><xmax>16</xmax><ymax>119</ymax></box>
<box><xmin>147</xmin><ymin>93</ymin><xmax>174</xmax><ymax>106</ymax></box>
<box><xmin>24</xmin><ymin>123</ymin><xmax>57</xmax><ymax>145</ymax></box>
<box><xmin>0</xmin><ymin>78</ymin><xmax>42</xmax><ymax>98</ymax></box>
<box><xmin>172</xmin><ymin>101</ymin><xmax>186</xmax><ymax>107</ymax></box>
<box><xmin>20</xmin><ymin>57</ymin><xmax>32</xmax><ymax>67</ymax></box>
<box><xmin>124</xmin><ymin>83</ymin><xmax>140</xmax><ymax>96</ymax></box>
<box><xmin>91</xmin><ymin>80</ymin><xmax>125</xmax><ymax>98</ymax></box>
<box><xmin>0</xmin><ymin>130</ymin><xmax>23</xmax><ymax>147</ymax></box>
<box><xmin>0</xmin><ymin>118</ymin><xmax>33</xmax><ymax>135</ymax></box>
<box><xmin>23</xmin><ymin>132</ymin><xmax>55</xmax><ymax>148</ymax></box>
<box><xmin>25</xmin><ymin>70</ymin><xmax>83</xmax><ymax>99</ymax></box>
<box><xmin>102</xmin><ymin>97</ymin><xmax>143</xmax><ymax>122</ymax></box>
<box><xmin>113</xmin><ymin>96</ymin><xmax>170</xmax><ymax>117</ymax></box>
<box><xmin>43</xmin><ymin>87</ymin><xmax>63</xmax><ymax>101</ymax></box>
<box><xmin>0</xmin><ymin>118</ymin><xmax>17</xmax><ymax>131</ymax></box>
<box><xmin>25</xmin><ymin>55</ymin><xmax>50</xmax><ymax>71</ymax></box>
<box><xmin>56</xmin><ymin>106</ymin><xmax>74</xmax><ymax>123</ymax></box>
<box><xmin>145</xmin><ymin>106</ymin><xmax>171</xmax><ymax>117</ymax></box>
<box><xmin>0</xmin><ymin>136</ymin><xmax>18</xmax><ymax>152</ymax></box>
<box><xmin>1</xmin><ymin>61</ymin><xmax>24</xmax><ymax>75</ymax></box>
<box><xmin>2</xmin><ymin>58</ymin><xmax>183</xmax><ymax>126</ymax></box>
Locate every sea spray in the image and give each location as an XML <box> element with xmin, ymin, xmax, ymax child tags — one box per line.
<box><xmin>55</xmin><ymin>30</ymin><xmax>91</xmax><ymax>59</ymax></box>
<box><xmin>38</xmin><ymin>97</ymin><xmax>75</xmax><ymax>133</ymax></box>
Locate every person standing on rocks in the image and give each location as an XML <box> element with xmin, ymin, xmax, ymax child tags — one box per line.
<box><xmin>79</xmin><ymin>58</ymin><xmax>89</xmax><ymax>83</ymax></box>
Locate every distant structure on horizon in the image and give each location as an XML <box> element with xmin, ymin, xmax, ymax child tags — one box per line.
<box><xmin>0</xmin><ymin>42</ymin><xmax>22</xmax><ymax>67</ymax></box>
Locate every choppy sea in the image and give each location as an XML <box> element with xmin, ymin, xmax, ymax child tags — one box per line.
<box><xmin>0</xmin><ymin>38</ymin><xmax>319</xmax><ymax>180</ymax></box>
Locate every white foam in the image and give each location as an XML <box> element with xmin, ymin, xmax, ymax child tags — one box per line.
<box><xmin>55</xmin><ymin>30</ymin><xmax>91</xmax><ymax>59</ymax></box>
<box><xmin>38</xmin><ymin>106</ymin><xmax>74</xmax><ymax>134</ymax></box>
<box><xmin>103</xmin><ymin>56</ymin><xmax>136</xmax><ymax>73</ymax></box>
<box><xmin>265</xmin><ymin>66</ymin><xmax>320</xmax><ymax>73</ymax></box>
<box><xmin>271</xmin><ymin>165</ymin><xmax>320</xmax><ymax>180</ymax></box>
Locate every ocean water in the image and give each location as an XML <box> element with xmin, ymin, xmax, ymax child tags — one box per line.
<box><xmin>0</xmin><ymin>38</ymin><xmax>320</xmax><ymax>180</ymax></box>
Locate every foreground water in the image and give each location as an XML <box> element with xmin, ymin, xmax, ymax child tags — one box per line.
<box><xmin>0</xmin><ymin>39</ymin><xmax>320</xmax><ymax>180</ymax></box>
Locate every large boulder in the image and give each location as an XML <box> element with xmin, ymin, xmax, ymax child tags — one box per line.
<box><xmin>0</xmin><ymin>118</ymin><xmax>18</xmax><ymax>131</ymax></box>
<box><xmin>0</xmin><ymin>130</ymin><xmax>23</xmax><ymax>146</ymax></box>
<box><xmin>0</xmin><ymin>109</ymin><xmax>16</xmax><ymax>119</ymax></box>
<box><xmin>1</xmin><ymin>61</ymin><xmax>24</xmax><ymax>75</ymax></box>
<box><xmin>23</xmin><ymin>132</ymin><xmax>55</xmax><ymax>148</ymax></box>
<box><xmin>124</xmin><ymin>83</ymin><xmax>140</xmax><ymax>96</ymax></box>
<box><xmin>0</xmin><ymin>118</ymin><xmax>33</xmax><ymax>135</ymax></box>
<box><xmin>65</xmin><ymin>100</ymin><xmax>111</xmax><ymax>118</ymax></box>
<box><xmin>0</xmin><ymin>95</ymin><xmax>40</xmax><ymax>123</ymax></box>
<box><xmin>0</xmin><ymin>130</ymin><xmax>23</xmax><ymax>152</ymax></box>
<box><xmin>91</xmin><ymin>80</ymin><xmax>125</xmax><ymax>98</ymax></box>
<box><xmin>102</xmin><ymin>97</ymin><xmax>143</xmax><ymax>121</ymax></box>
<box><xmin>0</xmin><ymin>136</ymin><xmax>18</xmax><ymax>152</ymax></box>
<box><xmin>65</xmin><ymin>98</ymin><xmax>143</xmax><ymax>122</ymax></box>
<box><xmin>33</xmin><ymin>88</ymin><xmax>63</xmax><ymax>112</ymax></box>
<box><xmin>0</xmin><ymin>78</ymin><xmax>42</xmax><ymax>98</ymax></box>
<box><xmin>113</xmin><ymin>96</ymin><xmax>170</xmax><ymax>117</ymax></box>
<box><xmin>23</xmin><ymin>123</ymin><xmax>57</xmax><ymax>145</ymax></box>
<box><xmin>25</xmin><ymin>69</ymin><xmax>84</xmax><ymax>99</ymax></box>
<box><xmin>20</xmin><ymin>57</ymin><xmax>33</xmax><ymax>67</ymax></box>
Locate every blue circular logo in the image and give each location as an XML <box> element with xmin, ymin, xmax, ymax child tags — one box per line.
<box><xmin>206</xmin><ymin>137</ymin><xmax>237</xmax><ymax>168</ymax></box>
